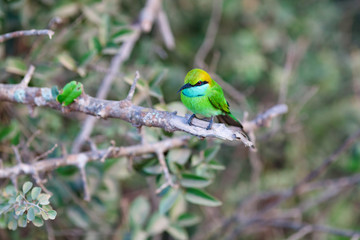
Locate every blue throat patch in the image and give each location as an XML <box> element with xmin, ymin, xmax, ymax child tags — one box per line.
<box><xmin>181</xmin><ymin>84</ymin><xmax>209</xmax><ymax>97</ymax></box>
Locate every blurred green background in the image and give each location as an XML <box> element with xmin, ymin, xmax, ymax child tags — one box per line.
<box><xmin>1</xmin><ymin>0</ymin><xmax>360</xmax><ymax>239</ymax></box>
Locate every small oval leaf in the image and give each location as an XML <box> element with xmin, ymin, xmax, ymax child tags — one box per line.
<box><xmin>184</xmin><ymin>188</ymin><xmax>222</xmax><ymax>207</ymax></box>
<box><xmin>180</xmin><ymin>173</ymin><xmax>211</xmax><ymax>188</ymax></box>
<box><xmin>37</xmin><ymin>193</ymin><xmax>51</xmax><ymax>205</ymax></box>
<box><xmin>18</xmin><ymin>215</ymin><xmax>27</xmax><ymax>228</ymax></box>
<box><xmin>159</xmin><ymin>189</ymin><xmax>179</xmax><ymax>215</ymax></box>
<box><xmin>32</xmin><ymin>216</ymin><xmax>44</xmax><ymax>227</ymax></box>
<box><xmin>27</xmin><ymin>207</ymin><xmax>35</xmax><ymax>221</ymax></box>
<box><xmin>166</xmin><ymin>224</ymin><xmax>188</xmax><ymax>240</ymax></box>
<box><xmin>129</xmin><ymin>197</ymin><xmax>150</xmax><ymax>228</ymax></box>
<box><xmin>22</xmin><ymin>181</ymin><xmax>33</xmax><ymax>195</ymax></box>
<box><xmin>31</xmin><ymin>187</ymin><xmax>41</xmax><ymax>200</ymax></box>
<box><xmin>47</xmin><ymin>210</ymin><xmax>57</xmax><ymax>220</ymax></box>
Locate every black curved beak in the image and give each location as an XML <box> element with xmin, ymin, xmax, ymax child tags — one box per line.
<box><xmin>177</xmin><ymin>83</ymin><xmax>192</xmax><ymax>93</ymax></box>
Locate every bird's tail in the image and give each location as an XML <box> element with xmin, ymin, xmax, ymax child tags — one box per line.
<box><xmin>217</xmin><ymin>113</ymin><xmax>254</xmax><ymax>148</ymax></box>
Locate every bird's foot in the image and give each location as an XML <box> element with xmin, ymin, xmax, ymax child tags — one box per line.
<box><xmin>187</xmin><ymin>114</ymin><xmax>196</xmax><ymax>126</ymax></box>
<box><xmin>206</xmin><ymin>116</ymin><xmax>214</xmax><ymax>130</ymax></box>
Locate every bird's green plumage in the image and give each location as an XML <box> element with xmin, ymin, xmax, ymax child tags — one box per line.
<box><xmin>179</xmin><ymin>69</ymin><xmax>243</xmax><ymax>128</ymax></box>
<box><xmin>178</xmin><ymin>69</ymin><xmax>253</xmax><ymax>146</ymax></box>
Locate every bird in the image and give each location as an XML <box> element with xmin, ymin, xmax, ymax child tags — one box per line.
<box><xmin>177</xmin><ymin>69</ymin><xmax>252</xmax><ymax>144</ymax></box>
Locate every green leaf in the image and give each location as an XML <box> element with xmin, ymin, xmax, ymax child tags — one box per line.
<box><xmin>0</xmin><ymin>122</ymin><xmax>16</xmax><ymax>141</ymax></box>
<box><xmin>112</xmin><ymin>28</ymin><xmax>133</xmax><ymax>40</ymax></box>
<box><xmin>58</xmin><ymin>52</ymin><xmax>77</xmax><ymax>72</ymax></box>
<box><xmin>18</xmin><ymin>215</ymin><xmax>27</xmax><ymax>228</ymax></box>
<box><xmin>56</xmin><ymin>81</ymin><xmax>83</xmax><ymax>106</ymax></box>
<box><xmin>207</xmin><ymin>160</ymin><xmax>225</xmax><ymax>170</ymax></box>
<box><xmin>47</xmin><ymin>210</ymin><xmax>57</xmax><ymax>220</ymax></box>
<box><xmin>131</xmin><ymin>228</ymin><xmax>148</xmax><ymax>240</ymax></box>
<box><xmin>146</xmin><ymin>212</ymin><xmax>169</xmax><ymax>236</ymax></box>
<box><xmin>22</xmin><ymin>181</ymin><xmax>33</xmax><ymax>195</ymax></box>
<box><xmin>184</xmin><ymin>188</ymin><xmax>222</xmax><ymax>207</ymax></box>
<box><xmin>51</xmin><ymin>86</ymin><xmax>59</xmax><ymax>99</ymax></box>
<box><xmin>31</xmin><ymin>187</ymin><xmax>41</xmax><ymax>200</ymax></box>
<box><xmin>8</xmin><ymin>219</ymin><xmax>17</xmax><ymax>230</ymax></box>
<box><xmin>67</xmin><ymin>207</ymin><xmax>89</xmax><ymax>228</ymax></box>
<box><xmin>37</xmin><ymin>193</ymin><xmax>51</xmax><ymax>205</ymax></box>
<box><xmin>167</xmin><ymin>149</ymin><xmax>191</xmax><ymax>165</ymax></box>
<box><xmin>16</xmin><ymin>195</ymin><xmax>22</xmax><ymax>203</ymax></box>
<box><xmin>32</xmin><ymin>216</ymin><xmax>44</xmax><ymax>227</ymax></box>
<box><xmin>15</xmin><ymin>205</ymin><xmax>26</xmax><ymax>216</ymax></box>
<box><xmin>0</xmin><ymin>204</ymin><xmax>11</xmax><ymax>215</ymax></box>
<box><xmin>27</xmin><ymin>207</ymin><xmax>35</xmax><ymax>221</ymax></box>
<box><xmin>142</xmin><ymin>164</ymin><xmax>163</xmax><ymax>175</ymax></box>
<box><xmin>177</xmin><ymin>213</ymin><xmax>201</xmax><ymax>227</ymax></box>
<box><xmin>166</xmin><ymin>224</ymin><xmax>188</xmax><ymax>240</ymax></box>
<box><xmin>100</xmin><ymin>14</ymin><xmax>110</xmax><ymax>45</ymax></box>
<box><xmin>40</xmin><ymin>210</ymin><xmax>49</xmax><ymax>220</ymax></box>
<box><xmin>5</xmin><ymin>185</ymin><xmax>16</xmax><ymax>196</ymax></box>
<box><xmin>159</xmin><ymin>189</ymin><xmax>179</xmax><ymax>215</ymax></box>
<box><xmin>180</xmin><ymin>173</ymin><xmax>211</xmax><ymax>188</ymax></box>
<box><xmin>0</xmin><ymin>215</ymin><xmax>6</xmax><ymax>228</ymax></box>
<box><xmin>204</xmin><ymin>145</ymin><xmax>220</xmax><ymax>162</ymax></box>
<box><xmin>5</xmin><ymin>58</ymin><xmax>27</xmax><ymax>75</ymax></box>
<box><xmin>79</xmin><ymin>50</ymin><xmax>96</xmax><ymax>66</ymax></box>
<box><xmin>129</xmin><ymin>197</ymin><xmax>150</xmax><ymax>228</ymax></box>
<box><xmin>90</xmin><ymin>37</ymin><xmax>102</xmax><ymax>54</ymax></box>
<box><xmin>42</xmin><ymin>205</ymin><xmax>53</xmax><ymax>211</ymax></box>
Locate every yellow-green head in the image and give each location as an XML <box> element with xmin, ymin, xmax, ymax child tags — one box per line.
<box><xmin>184</xmin><ymin>69</ymin><xmax>214</xmax><ymax>86</ymax></box>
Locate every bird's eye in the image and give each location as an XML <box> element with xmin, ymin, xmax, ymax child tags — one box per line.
<box><xmin>196</xmin><ymin>81</ymin><xmax>202</xmax><ymax>86</ymax></box>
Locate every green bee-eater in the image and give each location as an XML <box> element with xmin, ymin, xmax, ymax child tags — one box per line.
<box><xmin>178</xmin><ymin>69</ymin><xmax>251</xmax><ymax>141</ymax></box>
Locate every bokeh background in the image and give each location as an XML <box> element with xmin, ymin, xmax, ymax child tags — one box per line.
<box><xmin>1</xmin><ymin>0</ymin><xmax>360</xmax><ymax>239</ymax></box>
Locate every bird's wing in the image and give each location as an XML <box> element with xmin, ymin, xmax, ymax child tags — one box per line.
<box><xmin>207</xmin><ymin>83</ymin><xmax>253</xmax><ymax>146</ymax></box>
<box><xmin>207</xmin><ymin>84</ymin><xmax>230</xmax><ymax>113</ymax></box>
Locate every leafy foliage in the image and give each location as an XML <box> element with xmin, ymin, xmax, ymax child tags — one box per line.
<box><xmin>0</xmin><ymin>182</ymin><xmax>57</xmax><ymax>230</ymax></box>
<box><xmin>0</xmin><ymin>0</ymin><xmax>360</xmax><ymax>239</ymax></box>
<box><xmin>56</xmin><ymin>81</ymin><xmax>83</xmax><ymax>106</ymax></box>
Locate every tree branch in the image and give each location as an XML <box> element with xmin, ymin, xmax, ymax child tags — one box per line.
<box><xmin>0</xmin><ymin>29</ymin><xmax>55</xmax><ymax>43</ymax></box>
<box><xmin>72</xmin><ymin>0</ymin><xmax>164</xmax><ymax>153</ymax></box>
<box><xmin>260</xmin><ymin>220</ymin><xmax>360</xmax><ymax>239</ymax></box>
<box><xmin>0</xmin><ymin>83</ymin><xmax>287</xmax><ymax>147</ymax></box>
<box><xmin>0</xmin><ymin>136</ymin><xmax>189</xmax><ymax>179</ymax></box>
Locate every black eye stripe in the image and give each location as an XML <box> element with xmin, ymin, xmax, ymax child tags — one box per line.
<box><xmin>193</xmin><ymin>81</ymin><xmax>208</xmax><ymax>86</ymax></box>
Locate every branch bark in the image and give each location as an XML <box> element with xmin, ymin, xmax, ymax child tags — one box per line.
<box><xmin>0</xmin><ymin>83</ymin><xmax>287</xmax><ymax>147</ymax></box>
<box><xmin>0</xmin><ymin>29</ymin><xmax>54</xmax><ymax>43</ymax></box>
<box><xmin>0</xmin><ymin>136</ymin><xmax>189</xmax><ymax>179</ymax></box>
<box><xmin>72</xmin><ymin>0</ymin><xmax>164</xmax><ymax>153</ymax></box>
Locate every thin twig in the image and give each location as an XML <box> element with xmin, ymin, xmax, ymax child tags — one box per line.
<box><xmin>126</xmin><ymin>71</ymin><xmax>141</xmax><ymax>101</ymax></box>
<box><xmin>262</xmin><ymin>220</ymin><xmax>360</xmax><ymax>239</ymax></box>
<box><xmin>157</xmin><ymin>8</ymin><xmax>175</xmax><ymax>50</ymax></box>
<box><xmin>20</xmin><ymin>65</ymin><xmax>36</xmax><ymax>87</ymax></box>
<box><xmin>0</xmin><ymin>29</ymin><xmax>55</xmax><ymax>43</ymax></box>
<box><xmin>71</xmin><ymin>27</ymin><xmax>141</xmax><ymax>153</ymax></box>
<box><xmin>194</xmin><ymin>0</ymin><xmax>223</xmax><ymax>68</ymax></box>
<box><xmin>11</xmin><ymin>146</ymin><xmax>22</xmax><ymax>164</ymax></box>
<box><xmin>33</xmin><ymin>144</ymin><xmax>58</xmax><ymax>162</ymax></box>
<box><xmin>78</xmin><ymin>157</ymin><xmax>90</xmax><ymax>201</ymax></box>
<box><xmin>225</xmin><ymin>129</ymin><xmax>360</xmax><ymax>238</ymax></box>
<box><xmin>26</xmin><ymin>130</ymin><xmax>41</xmax><ymax>147</ymax></box>
<box><xmin>72</xmin><ymin>0</ymin><xmax>163</xmax><ymax>153</ymax></box>
<box><xmin>287</xmin><ymin>225</ymin><xmax>313</xmax><ymax>240</ymax></box>
<box><xmin>156</xmin><ymin>150</ymin><xmax>175</xmax><ymax>187</ymax></box>
<box><xmin>100</xmin><ymin>140</ymin><xmax>116</xmax><ymax>162</ymax></box>
<box><xmin>0</xmin><ymin>137</ymin><xmax>190</xmax><ymax>179</ymax></box>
